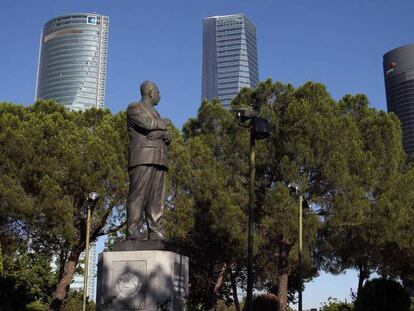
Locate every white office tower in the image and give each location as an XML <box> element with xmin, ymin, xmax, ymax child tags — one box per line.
<box><xmin>201</xmin><ymin>14</ymin><xmax>259</xmax><ymax>108</ymax></box>
<box><xmin>36</xmin><ymin>13</ymin><xmax>109</xmax><ymax>111</ymax></box>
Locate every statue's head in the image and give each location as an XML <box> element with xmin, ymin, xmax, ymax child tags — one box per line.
<box><xmin>140</xmin><ymin>81</ymin><xmax>160</xmax><ymax>106</ymax></box>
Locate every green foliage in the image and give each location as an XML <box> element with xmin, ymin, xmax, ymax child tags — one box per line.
<box><xmin>373</xmin><ymin>168</ymin><xmax>414</xmax><ymax>283</ymax></box>
<box><xmin>26</xmin><ymin>300</ymin><xmax>48</xmax><ymax>310</ymax></box>
<box><xmin>234</xmin><ymin>81</ymin><xmax>343</xmax><ymax>298</ymax></box>
<box><xmin>0</xmin><ymin>100</ymin><xmax>128</xmax><ymax>308</ymax></box>
<box><xmin>320</xmin><ymin>297</ymin><xmax>353</xmax><ymax>311</ymax></box>
<box><xmin>177</xmin><ymin>80</ymin><xmax>410</xmax><ymax>308</ymax></box>
<box><xmin>172</xmin><ymin>100</ymin><xmax>249</xmax><ymax>308</ymax></box>
<box><xmin>62</xmin><ymin>291</ymin><xmax>95</xmax><ymax>311</ymax></box>
<box><xmin>354</xmin><ymin>278</ymin><xmax>410</xmax><ymax>311</ymax></box>
<box><xmin>1</xmin><ymin>78</ymin><xmax>412</xmax><ymax>310</ymax></box>
<box><xmin>318</xmin><ymin>94</ymin><xmax>406</xmax><ymax>281</ymax></box>
<box><xmin>0</xmin><ymin>242</ymin><xmax>2</xmax><ymax>276</ymax></box>
<box><xmin>0</xmin><ymin>100</ymin><xmax>127</xmax><ymax>248</ymax></box>
<box><xmin>214</xmin><ymin>300</ymin><xmax>241</xmax><ymax>311</ymax></box>
<box><xmin>0</xmin><ymin>252</ymin><xmax>55</xmax><ymax>310</ymax></box>
<box><xmin>232</xmin><ymin>79</ymin><xmax>412</xmax><ymax>305</ymax></box>
<box><xmin>0</xmin><ymin>277</ymin><xmax>32</xmax><ymax>310</ymax></box>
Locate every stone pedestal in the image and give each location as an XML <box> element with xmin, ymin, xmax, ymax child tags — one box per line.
<box><xmin>96</xmin><ymin>240</ymin><xmax>189</xmax><ymax>311</ymax></box>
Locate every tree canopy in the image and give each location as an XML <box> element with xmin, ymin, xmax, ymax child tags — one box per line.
<box><xmin>1</xmin><ymin>79</ymin><xmax>414</xmax><ymax>311</ymax></box>
<box><xmin>232</xmin><ymin>79</ymin><xmax>410</xmax><ymax>308</ymax></box>
<box><xmin>0</xmin><ymin>100</ymin><xmax>128</xmax><ymax>310</ymax></box>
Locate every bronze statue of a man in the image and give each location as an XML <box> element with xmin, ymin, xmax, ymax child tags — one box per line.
<box><xmin>126</xmin><ymin>81</ymin><xmax>171</xmax><ymax>240</ymax></box>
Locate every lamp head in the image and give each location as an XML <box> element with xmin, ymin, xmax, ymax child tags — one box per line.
<box><xmin>288</xmin><ymin>183</ymin><xmax>300</xmax><ymax>195</ymax></box>
<box><xmin>252</xmin><ymin>117</ymin><xmax>271</xmax><ymax>140</ymax></box>
<box><xmin>232</xmin><ymin>108</ymin><xmax>258</xmax><ymax>122</ymax></box>
<box><xmin>87</xmin><ymin>192</ymin><xmax>100</xmax><ymax>203</ymax></box>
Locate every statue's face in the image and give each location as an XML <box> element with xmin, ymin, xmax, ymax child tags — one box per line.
<box><xmin>151</xmin><ymin>86</ymin><xmax>161</xmax><ymax>106</ymax></box>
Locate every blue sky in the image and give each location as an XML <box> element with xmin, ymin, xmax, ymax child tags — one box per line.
<box><xmin>2</xmin><ymin>0</ymin><xmax>413</xmax><ymax>308</ymax></box>
<box><xmin>3</xmin><ymin>0</ymin><xmax>414</xmax><ymax>128</ymax></box>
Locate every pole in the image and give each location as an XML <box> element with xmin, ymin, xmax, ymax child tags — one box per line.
<box><xmin>247</xmin><ymin>130</ymin><xmax>256</xmax><ymax>311</ymax></box>
<box><xmin>298</xmin><ymin>195</ymin><xmax>303</xmax><ymax>311</ymax></box>
<box><xmin>83</xmin><ymin>206</ymin><xmax>91</xmax><ymax>311</ymax></box>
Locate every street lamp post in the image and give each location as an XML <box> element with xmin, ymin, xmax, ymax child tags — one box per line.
<box><xmin>288</xmin><ymin>183</ymin><xmax>303</xmax><ymax>311</ymax></box>
<box><xmin>247</xmin><ymin>127</ymin><xmax>256</xmax><ymax>311</ymax></box>
<box><xmin>83</xmin><ymin>192</ymin><xmax>99</xmax><ymax>311</ymax></box>
<box><xmin>298</xmin><ymin>194</ymin><xmax>303</xmax><ymax>311</ymax></box>
<box><xmin>234</xmin><ymin>108</ymin><xmax>271</xmax><ymax>311</ymax></box>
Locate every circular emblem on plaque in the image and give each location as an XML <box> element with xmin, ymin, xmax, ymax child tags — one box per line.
<box><xmin>115</xmin><ymin>272</ymin><xmax>142</xmax><ymax>298</ymax></box>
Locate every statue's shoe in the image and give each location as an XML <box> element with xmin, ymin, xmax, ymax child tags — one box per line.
<box><xmin>148</xmin><ymin>231</ymin><xmax>165</xmax><ymax>240</ymax></box>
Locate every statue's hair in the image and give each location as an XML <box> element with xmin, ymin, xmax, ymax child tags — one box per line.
<box><xmin>140</xmin><ymin>81</ymin><xmax>157</xmax><ymax>97</ymax></box>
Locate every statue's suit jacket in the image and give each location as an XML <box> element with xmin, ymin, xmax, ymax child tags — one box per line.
<box><xmin>127</xmin><ymin>101</ymin><xmax>169</xmax><ymax>169</ymax></box>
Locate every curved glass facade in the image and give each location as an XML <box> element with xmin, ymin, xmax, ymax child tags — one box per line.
<box><xmin>202</xmin><ymin>14</ymin><xmax>259</xmax><ymax>109</ymax></box>
<box><xmin>36</xmin><ymin>13</ymin><xmax>109</xmax><ymax>111</ymax></box>
<box><xmin>384</xmin><ymin>44</ymin><xmax>414</xmax><ymax>156</ymax></box>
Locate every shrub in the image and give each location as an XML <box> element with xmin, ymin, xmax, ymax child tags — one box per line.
<box><xmin>321</xmin><ymin>297</ymin><xmax>353</xmax><ymax>311</ymax></box>
<box><xmin>354</xmin><ymin>278</ymin><xmax>410</xmax><ymax>311</ymax></box>
<box><xmin>26</xmin><ymin>301</ymin><xmax>48</xmax><ymax>310</ymax></box>
<box><xmin>252</xmin><ymin>293</ymin><xmax>279</xmax><ymax>311</ymax></box>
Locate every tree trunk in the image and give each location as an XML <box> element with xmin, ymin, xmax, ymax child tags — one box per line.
<box><xmin>357</xmin><ymin>262</ymin><xmax>369</xmax><ymax>298</ymax></box>
<box><xmin>230</xmin><ymin>267</ymin><xmax>241</xmax><ymax>311</ymax></box>
<box><xmin>204</xmin><ymin>262</ymin><xmax>227</xmax><ymax>310</ymax></box>
<box><xmin>204</xmin><ymin>264</ymin><xmax>214</xmax><ymax>308</ymax></box>
<box><xmin>48</xmin><ymin>199</ymin><xmax>110</xmax><ymax>310</ymax></box>
<box><xmin>213</xmin><ymin>262</ymin><xmax>227</xmax><ymax>295</ymax></box>
<box><xmin>277</xmin><ymin>235</ymin><xmax>292</xmax><ymax>311</ymax></box>
<box><xmin>58</xmin><ymin>249</ymin><xmax>68</xmax><ymax>281</ymax></box>
<box><xmin>211</xmin><ymin>262</ymin><xmax>227</xmax><ymax>310</ymax></box>
<box><xmin>49</xmin><ymin>249</ymin><xmax>82</xmax><ymax>311</ymax></box>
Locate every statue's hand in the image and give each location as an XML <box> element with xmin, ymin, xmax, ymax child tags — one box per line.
<box><xmin>162</xmin><ymin>118</ymin><xmax>172</xmax><ymax>126</ymax></box>
<box><xmin>147</xmin><ymin>131</ymin><xmax>164</xmax><ymax>141</ymax></box>
<box><xmin>163</xmin><ymin>131</ymin><xmax>171</xmax><ymax>145</ymax></box>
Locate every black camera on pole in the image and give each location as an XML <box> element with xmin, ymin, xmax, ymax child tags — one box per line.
<box><xmin>233</xmin><ymin>108</ymin><xmax>271</xmax><ymax>140</ymax></box>
<box><xmin>252</xmin><ymin>117</ymin><xmax>271</xmax><ymax>140</ymax></box>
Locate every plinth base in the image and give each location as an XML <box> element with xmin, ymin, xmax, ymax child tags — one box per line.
<box><xmin>97</xmin><ymin>241</ymin><xmax>188</xmax><ymax>311</ymax></box>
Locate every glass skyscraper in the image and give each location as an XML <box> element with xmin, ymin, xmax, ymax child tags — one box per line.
<box><xmin>201</xmin><ymin>14</ymin><xmax>259</xmax><ymax>108</ymax></box>
<box><xmin>36</xmin><ymin>13</ymin><xmax>109</xmax><ymax>111</ymax></box>
<box><xmin>383</xmin><ymin>44</ymin><xmax>414</xmax><ymax>156</ymax></box>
